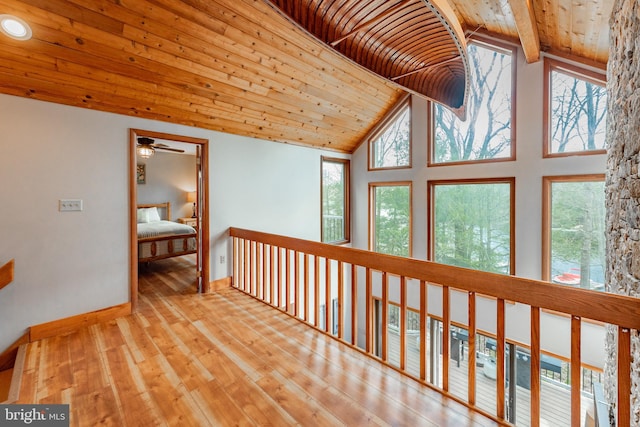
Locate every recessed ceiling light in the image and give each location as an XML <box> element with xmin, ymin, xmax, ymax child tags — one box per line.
<box><xmin>0</xmin><ymin>14</ymin><xmax>32</xmax><ymax>41</ymax></box>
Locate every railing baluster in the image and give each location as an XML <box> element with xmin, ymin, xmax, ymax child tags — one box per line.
<box><xmin>531</xmin><ymin>306</ymin><xmax>541</xmax><ymax>427</ymax></box>
<box><xmin>468</xmin><ymin>291</ymin><xmax>476</xmax><ymax>406</ymax></box>
<box><xmin>269</xmin><ymin>245</ymin><xmax>275</xmax><ymax>306</ymax></box>
<box><xmin>294</xmin><ymin>251</ymin><xmax>299</xmax><ymax>317</ymax></box>
<box><xmin>420</xmin><ymin>280</ymin><xmax>427</xmax><ymax>381</ymax></box>
<box><xmin>314</xmin><ymin>256</ymin><xmax>320</xmax><ymax>327</ymax></box>
<box><xmin>232</xmin><ymin>237</ymin><xmax>238</xmax><ymax>288</ymax></box>
<box><xmin>443</xmin><ymin>285</ymin><xmax>450</xmax><ymax>392</ymax></box>
<box><xmin>571</xmin><ymin>316</ymin><xmax>581</xmax><ymax>427</ymax></box>
<box><xmin>618</xmin><ymin>327</ymin><xmax>631</xmax><ymax>427</ymax></box>
<box><xmin>249</xmin><ymin>240</ymin><xmax>254</xmax><ymax>295</ymax></box>
<box><xmin>381</xmin><ymin>272</ymin><xmax>388</xmax><ymax>362</ymax></box>
<box><xmin>260</xmin><ymin>243</ymin><xmax>266</xmax><ymax>300</ymax></box>
<box><xmin>366</xmin><ymin>267</ymin><xmax>372</xmax><ymax>353</ymax></box>
<box><xmin>277</xmin><ymin>247</ymin><xmax>282</xmax><ymax>308</ymax></box>
<box><xmin>245</xmin><ymin>240</ymin><xmax>249</xmax><ymax>291</ymax></box>
<box><xmin>256</xmin><ymin>243</ymin><xmax>267</xmax><ymax>301</ymax></box>
<box><xmin>338</xmin><ymin>261</ymin><xmax>344</xmax><ymax>339</ymax></box>
<box><xmin>304</xmin><ymin>254</ymin><xmax>310</xmax><ymax>322</ymax></box>
<box><xmin>496</xmin><ymin>298</ymin><xmax>506</xmax><ymax>420</ymax></box>
<box><xmin>325</xmin><ymin>259</ymin><xmax>331</xmax><ymax>334</ymax></box>
<box><xmin>351</xmin><ymin>265</ymin><xmax>358</xmax><ymax>346</ymax></box>
<box><xmin>400</xmin><ymin>276</ymin><xmax>406</xmax><ymax>371</ymax></box>
<box><xmin>285</xmin><ymin>249</ymin><xmax>290</xmax><ymax>313</ymax></box>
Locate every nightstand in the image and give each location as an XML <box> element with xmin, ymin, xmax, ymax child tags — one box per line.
<box><xmin>177</xmin><ymin>217</ymin><xmax>198</xmax><ymax>230</ymax></box>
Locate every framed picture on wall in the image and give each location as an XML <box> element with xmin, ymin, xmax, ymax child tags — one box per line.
<box><xmin>137</xmin><ymin>164</ymin><xmax>146</xmax><ymax>184</ymax></box>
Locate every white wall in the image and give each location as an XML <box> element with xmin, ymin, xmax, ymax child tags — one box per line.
<box><xmin>351</xmin><ymin>49</ymin><xmax>608</xmax><ymax>367</ymax></box>
<box><xmin>0</xmin><ymin>93</ymin><xmax>343</xmax><ymax>352</ymax></box>
<box><xmin>137</xmin><ymin>151</ymin><xmax>196</xmax><ymax>220</ymax></box>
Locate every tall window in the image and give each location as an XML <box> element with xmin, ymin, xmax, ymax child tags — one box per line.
<box><xmin>321</xmin><ymin>157</ymin><xmax>350</xmax><ymax>244</ymax></box>
<box><xmin>429</xmin><ymin>179</ymin><xmax>515</xmax><ymax>274</ymax></box>
<box><xmin>543</xmin><ymin>175</ymin><xmax>605</xmax><ymax>291</ymax></box>
<box><xmin>369</xmin><ymin>182</ymin><xmax>412</xmax><ymax>256</ymax></box>
<box><xmin>430</xmin><ymin>39</ymin><xmax>515</xmax><ymax>165</ymax></box>
<box><xmin>544</xmin><ymin>59</ymin><xmax>607</xmax><ymax>156</ymax></box>
<box><xmin>369</xmin><ymin>100</ymin><xmax>411</xmax><ymax>170</ymax></box>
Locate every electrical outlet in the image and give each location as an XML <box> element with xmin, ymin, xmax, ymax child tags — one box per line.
<box><xmin>59</xmin><ymin>199</ymin><xmax>83</xmax><ymax>212</ymax></box>
<box><xmin>220</xmin><ymin>255</ymin><xmax>225</xmax><ymax>264</ymax></box>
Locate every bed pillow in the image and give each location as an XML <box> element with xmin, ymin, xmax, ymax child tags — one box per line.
<box><xmin>137</xmin><ymin>208</ymin><xmax>149</xmax><ymax>224</ymax></box>
<box><xmin>147</xmin><ymin>207</ymin><xmax>161</xmax><ymax>222</ymax></box>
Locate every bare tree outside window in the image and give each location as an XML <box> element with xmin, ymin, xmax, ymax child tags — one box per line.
<box><xmin>432</xmin><ymin>42</ymin><xmax>514</xmax><ymax>163</ymax></box>
<box><xmin>547</xmin><ymin>63</ymin><xmax>607</xmax><ymax>155</ymax></box>
<box><xmin>370</xmin><ymin>104</ymin><xmax>411</xmax><ymax>169</ymax></box>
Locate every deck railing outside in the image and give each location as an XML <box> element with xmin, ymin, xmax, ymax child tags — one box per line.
<box><xmin>229</xmin><ymin>227</ymin><xmax>638</xmax><ymax>426</ymax></box>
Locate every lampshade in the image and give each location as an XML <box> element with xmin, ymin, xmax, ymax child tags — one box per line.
<box><xmin>137</xmin><ymin>145</ymin><xmax>154</xmax><ymax>159</ymax></box>
<box><xmin>186</xmin><ymin>191</ymin><xmax>196</xmax><ymax>203</ymax></box>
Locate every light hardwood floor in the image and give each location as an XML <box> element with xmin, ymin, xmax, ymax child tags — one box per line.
<box><xmin>16</xmin><ymin>256</ymin><xmax>500</xmax><ymax>426</ymax></box>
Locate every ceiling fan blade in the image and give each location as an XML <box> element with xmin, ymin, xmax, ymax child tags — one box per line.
<box><xmin>153</xmin><ymin>146</ymin><xmax>185</xmax><ymax>153</ymax></box>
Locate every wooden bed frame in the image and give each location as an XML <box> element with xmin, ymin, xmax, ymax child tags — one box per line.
<box><xmin>137</xmin><ymin>202</ymin><xmax>197</xmax><ymax>263</ymax></box>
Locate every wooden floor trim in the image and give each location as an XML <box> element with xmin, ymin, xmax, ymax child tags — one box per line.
<box><xmin>29</xmin><ymin>302</ymin><xmax>132</xmax><ymax>342</ymax></box>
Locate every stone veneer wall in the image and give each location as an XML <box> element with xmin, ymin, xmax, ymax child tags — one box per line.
<box><xmin>605</xmin><ymin>0</ymin><xmax>640</xmax><ymax>423</ymax></box>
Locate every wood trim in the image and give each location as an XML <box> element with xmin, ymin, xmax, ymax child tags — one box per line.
<box><xmin>570</xmin><ymin>316</ymin><xmax>581</xmax><ymax>427</ymax></box>
<box><xmin>209</xmin><ymin>276</ymin><xmax>232</xmax><ymax>292</ymax></box>
<box><xmin>3</xmin><ymin>345</ymin><xmax>26</xmax><ymax>404</ymax></box>
<box><xmin>0</xmin><ymin>331</ymin><xmax>29</xmax><ymax>372</ymax></box>
<box><xmin>617</xmin><ymin>327</ymin><xmax>631</xmax><ymax>427</ymax></box>
<box><xmin>29</xmin><ymin>303</ymin><xmax>131</xmax><ymax>342</ymax></box>
<box><xmin>230</xmin><ymin>227</ymin><xmax>640</xmax><ymax>329</ymax></box>
<box><xmin>0</xmin><ymin>259</ymin><xmax>14</xmax><ymax>292</ymax></box>
<box><xmin>530</xmin><ymin>307</ymin><xmax>541</xmax><ymax>427</ymax></box>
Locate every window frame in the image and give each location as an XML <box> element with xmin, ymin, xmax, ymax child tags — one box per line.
<box><xmin>320</xmin><ymin>156</ymin><xmax>351</xmax><ymax>244</ymax></box>
<box><xmin>427</xmin><ymin>177</ymin><xmax>516</xmax><ymax>275</ymax></box>
<box><xmin>541</xmin><ymin>174</ymin><xmax>606</xmax><ymax>283</ymax></box>
<box><xmin>368</xmin><ymin>181</ymin><xmax>413</xmax><ymax>257</ymax></box>
<box><xmin>543</xmin><ymin>58</ymin><xmax>607</xmax><ymax>158</ymax></box>
<box><xmin>367</xmin><ymin>95</ymin><xmax>412</xmax><ymax>171</ymax></box>
<box><xmin>428</xmin><ymin>37</ymin><xmax>517</xmax><ymax>167</ymax></box>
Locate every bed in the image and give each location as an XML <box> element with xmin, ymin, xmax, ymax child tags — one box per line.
<box><xmin>137</xmin><ymin>202</ymin><xmax>197</xmax><ymax>263</ymax></box>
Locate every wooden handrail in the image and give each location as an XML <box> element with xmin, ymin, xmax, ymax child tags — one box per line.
<box><xmin>0</xmin><ymin>259</ymin><xmax>15</xmax><ymax>292</ymax></box>
<box><xmin>229</xmin><ymin>227</ymin><xmax>636</xmax><ymax>426</ymax></box>
<box><xmin>230</xmin><ymin>227</ymin><xmax>640</xmax><ymax>329</ymax></box>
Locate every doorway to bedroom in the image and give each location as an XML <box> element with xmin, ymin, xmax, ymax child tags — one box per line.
<box><xmin>129</xmin><ymin>129</ymin><xmax>210</xmax><ymax>310</ymax></box>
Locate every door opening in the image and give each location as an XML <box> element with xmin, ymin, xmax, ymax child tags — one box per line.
<box><xmin>129</xmin><ymin>129</ymin><xmax>210</xmax><ymax>310</ymax></box>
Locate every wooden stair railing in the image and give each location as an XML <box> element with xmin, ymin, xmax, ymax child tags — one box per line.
<box><xmin>0</xmin><ymin>259</ymin><xmax>14</xmax><ymax>292</ymax></box>
<box><xmin>229</xmin><ymin>228</ymin><xmax>640</xmax><ymax>427</ymax></box>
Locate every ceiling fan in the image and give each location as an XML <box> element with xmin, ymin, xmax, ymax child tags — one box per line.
<box><xmin>136</xmin><ymin>137</ymin><xmax>185</xmax><ymax>158</ymax></box>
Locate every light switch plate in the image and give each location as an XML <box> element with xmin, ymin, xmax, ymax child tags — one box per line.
<box><xmin>59</xmin><ymin>199</ymin><xmax>83</xmax><ymax>212</ymax></box>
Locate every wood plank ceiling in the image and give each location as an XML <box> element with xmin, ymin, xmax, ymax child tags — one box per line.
<box><xmin>0</xmin><ymin>0</ymin><xmax>613</xmax><ymax>153</ymax></box>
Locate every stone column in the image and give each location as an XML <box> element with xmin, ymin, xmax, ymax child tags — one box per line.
<box><xmin>605</xmin><ymin>0</ymin><xmax>640</xmax><ymax>423</ymax></box>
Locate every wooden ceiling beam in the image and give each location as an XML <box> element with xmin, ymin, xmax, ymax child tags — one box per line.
<box><xmin>508</xmin><ymin>0</ymin><xmax>541</xmax><ymax>63</ymax></box>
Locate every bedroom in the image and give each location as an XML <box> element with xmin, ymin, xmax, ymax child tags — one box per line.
<box><xmin>135</xmin><ymin>135</ymin><xmax>199</xmax><ymax>292</ymax></box>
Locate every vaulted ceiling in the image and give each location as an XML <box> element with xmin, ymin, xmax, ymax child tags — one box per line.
<box><xmin>0</xmin><ymin>0</ymin><xmax>613</xmax><ymax>153</ymax></box>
